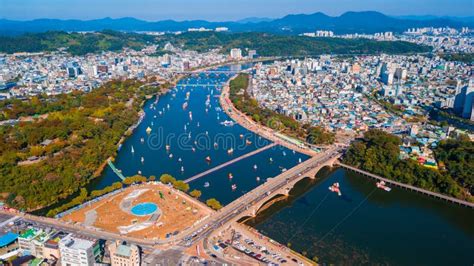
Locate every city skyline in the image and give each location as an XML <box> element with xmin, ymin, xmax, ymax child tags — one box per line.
<box><xmin>1</xmin><ymin>0</ymin><xmax>473</xmax><ymax>21</ymax></box>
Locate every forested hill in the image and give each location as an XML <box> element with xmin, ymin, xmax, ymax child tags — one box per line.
<box><xmin>0</xmin><ymin>30</ymin><xmax>156</xmax><ymax>55</ymax></box>
<box><xmin>343</xmin><ymin>129</ymin><xmax>473</xmax><ymax>202</ymax></box>
<box><xmin>0</xmin><ymin>30</ymin><xmax>432</xmax><ymax>56</ymax></box>
<box><xmin>158</xmin><ymin>32</ymin><xmax>432</xmax><ymax>56</ymax></box>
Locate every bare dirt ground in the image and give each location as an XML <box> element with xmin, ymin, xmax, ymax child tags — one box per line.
<box><xmin>61</xmin><ymin>183</ymin><xmax>212</xmax><ymax>240</ymax></box>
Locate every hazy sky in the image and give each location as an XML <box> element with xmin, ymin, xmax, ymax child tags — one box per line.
<box><xmin>0</xmin><ymin>0</ymin><xmax>473</xmax><ymax>21</ymax></box>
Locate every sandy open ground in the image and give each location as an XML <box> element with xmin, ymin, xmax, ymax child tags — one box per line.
<box><xmin>61</xmin><ymin>183</ymin><xmax>212</xmax><ymax>240</ymax></box>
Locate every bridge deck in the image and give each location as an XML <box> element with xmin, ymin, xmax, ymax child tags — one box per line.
<box><xmin>184</xmin><ymin>143</ymin><xmax>277</xmax><ymax>184</ymax></box>
<box><xmin>339</xmin><ymin>163</ymin><xmax>474</xmax><ymax>208</ymax></box>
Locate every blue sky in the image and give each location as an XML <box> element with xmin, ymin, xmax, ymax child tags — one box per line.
<box><xmin>0</xmin><ymin>0</ymin><xmax>473</xmax><ymax>21</ymax></box>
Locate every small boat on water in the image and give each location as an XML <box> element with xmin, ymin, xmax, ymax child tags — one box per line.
<box><xmin>146</xmin><ymin>127</ymin><xmax>152</xmax><ymax>134</ymax></box>
<box><xmin>269</xmin><ymin>157</ymin><xmax>273</xmax><ymax>163</ymax></box>
<box><xmin>282</xmin><ymin>151</ymin><xmax>287</xmax><ymax>156</ymax></box>
<box><xmin>158</xmin><ymin>111</ymin><xmax>163</xmax><ymax>115</ymax></box>
<box><xmin>329</xmin><ymin>182</ymin><xmax>342</xmax><ymax>196</ymax></box>
<box><xmin>167</xmin><ymin>104</ymin><xmax>170</xmax><ymax>109</ymax></box>
<box><xmin>281</xmin><ymin>168</ymin><xmax>287</xmax><ymax>172</ymax></box>
<box><xmin>298</xmin><ymin>158</ymin><xmax>302</xmax><ymax>163</ymax></box>
<box><xmin>189</xmin><ymin>111</ymin><xmax>193</xmax><ymax>120</ymax></box>
<box><xmin>214</xmin><ymin>142</ymin><xmax>218</xmax><ymax>149</ymax></box>
<box><xmin>220</xmin><ymin>120</ymin><xmax>234</xmax><ymax>127</ymax></box>
<box><xmin>256</xmin><ymin>176</ymin><xmax>261</xmax><ymax>182</ymax></box>
<box><xmin>205</xmin><ymin>131</ymin><xmax>209</xmax><ymax>136</ymax></box>
<box><xmin>197</xmin><ymin>122</ymin><xmax>200</xmax><ymax>127</ymax></box>
<box><xmin>228</xmin><ymin>173</ymin><xmax>233</xmax><ymax>179</ymax></box>
<box><xmin>166</xmin><ymin>145</ymin><xmax>170</xmax><ymax>151</ymax></box>
<box><xmin>204</xmin><ymin>182</ymin><xmax>210</xmax><ymax>188</ymax></box>
<box><xmin>141</xmin><ymin>157</ymin><xmax>145</xmax><ymax>163</ymax></box>
<box><xmin>246</xmin><ymin>139</ymin><xmax>252</xmax><ymax>145</ymax></box>
<box><xmin>227</xmin><ymin>148</ymin><xmax>234</xmax><ymax>155</ymax></box>
<box><xmin>138</xmin><ymin>170</ymin><xmax>142</xmax><ymax>175</ymax></box>
<box><xmin>153</xmin><ymin>115</ymin><xmax>157</xmax><ymax>119</ymax></box>
<box><xmin>231</xmin><ymin>184</ymin><xmax>237</xmax><ymax>190</ymax></box>
<box><xmin>178</xmin><ymin>157</ymin><xmax>182</xmax><ymax>162</ymax></box>
<box><xmin>140</xmin><ymin>137</ymin><xmax>145</xmax><ymax>143</ymax></box>
<box><xmin>253</xmin><ymin>164</ymin><xmax>258</xmax><ymax>170</ymax></box>
<box><xmin>192</xmin><ymin>147</ymin><xmax>196</xmax><ymax>152</ymax></box>
<box><xmin>131</xmin><ymin>146</ymin><xmax>135</xmax><ymax>154</ymax></box>
<box><xmin>182</xmin><ymin>102</ymin><xmax>188</xmax><ymax>109</ymax></box>
<box><xmin>169</xmin><ymin>154</ymin><xmax>173</xmax><ymax>159</ymax></box>
<box><xmin>376</xmin><ymin>181</ymin><xmax>392</xmax><ymax>192</ymax></box>
<box><xmin>239</xmin><ymin>134</ymin><xmax>244</xmax><ymax>139</ymax></box>
<box><xmin>205</xmin><ymin>156</ymin><xmax>211</xmax><ymax>163</ymax></box>
<box><xmin>181</xmin><ymin>166</ymin><xmax>184</xmax><ymax>172</ymax></box>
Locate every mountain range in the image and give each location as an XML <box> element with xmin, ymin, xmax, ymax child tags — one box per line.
<box><xmin>1</xmin><ymin>11</ymin><xmax>472</xmax><ymax>36</ymax></box>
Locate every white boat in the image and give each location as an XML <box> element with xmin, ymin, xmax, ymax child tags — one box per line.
<box><xmin>169</xmin><ymin>153</ymin><xmax>173</xmax><ymax>159</ymax></box>
<box><xmin>140</xmin><ymin>137</ymin><xmax>145</xmax><ymax>143</ymax></box>
<box><xmin>181</xmin><ymin>166</ymin><xmax>184</xmax><ymax>172</ymax></box>
<box><xmin>220</xmin><ymin>120</ymin><xmax>235</xmax><ymax>127</ymax></box>
<box><xmin>131</xmin><ymin>146</ymin><xmax>135</xmax><ymax>153</ymax></box>
<box><xmin>192</xmin><ymin>147</ymin><xmax>196</xmax><ymax>152</ymax></box>
<box><xmin>256</xmin><ymin>176</ymin><xmax>260</xmax><ymax>182</ymax></box>
<box><xmin>376</xmin><ymin>181</ymin><xmax>392</xmax><ymax>192</ymax></box>
<box><xmin>146</xmin><ymin>127</ymin><xmax>152</xmax><ymax>134</ymax></box>
<box><xmin>253</xmin><ymin>164</ymin><xmax>258</xmax><ymax>170</ymax></box>
<box><xmin>204</xmin><ymin>182</ymin><xmax>210</xmax><ymax>188</ymax></box>
<box><xmin>329</xmin><ymin>182</ymin><xmax>342</xmax><ymax>196</ymax></box>
<box><xmin>228</xmin><ymin>173</ymin><xmax>233</xmax><ymax>179</ymax></box>
<box><xmin>166</xmin><ymin>145</ymin><xmax>170</xmax><ymax>151</ymax></box>
<box><xmin>227</xmin><ymin>148</ymin><xmax>234</xmax><ymax>155</ymax></box>
<box><xmin>282</xmin><ymin>151</ymin><xmax>287</xmax><ymax>156</ymax></box>
<box><xmin>178</xmin><ymin>158</ymin><xmax>182</xmax><ymax>162</ymax></box>
<box><xmin>269</xmin><ymin>157</ymin><xmax>273</xmax><ymax>163</ymax></box>
<box><xmin>298</xmin><ymin>158</ymin><xmax>302</xmax><ymax>163</ymax></box>
<box><xmin>167</xmin><ymin>104</ymin><xmax>170</xmax><ymax>109</ymax></box>
<box><xmin>141</xmin><ymin>157</ymin><xmax>144</xmax><ymax>163</ymax></box>
<box><xmin>197</xmin><ymin>122</ymin><xmax>200</xmax><ymax>127</ymax></box>
<box><xmin>231</xmin><ymin>184</ymin><xmax>237</xmax><ymax>190</ymax></box>
<box><xmin>189</xmin><ymin>111</ymin><xmax>193</xmax><ymax>120</ymax></box>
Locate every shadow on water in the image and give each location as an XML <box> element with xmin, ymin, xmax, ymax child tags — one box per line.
<box><xmin>243</xmin><ymin>166</ymin><xmax>335</xmax><ymax>226</ymax></box>
<box><xmin>243</xmin><ymin>167</ymin><xmax>474</xmax><ymax>266</ymax></box>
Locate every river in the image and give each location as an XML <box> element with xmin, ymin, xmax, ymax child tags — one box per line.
<box><xmin>245</xmin><ymin>167</ymin><xmax>474</xmax><ymax>265</ymax></box>
<box><xmin>87</xmin><ymin>64</ymin><xmax>309</xmax><ymax>205</ymax></box>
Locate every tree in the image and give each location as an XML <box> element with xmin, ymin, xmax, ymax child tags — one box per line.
<box><xmin>189</xmin><ymin>189</ymin><xmax>202</xmax><ymax>198</ymax></box>
<box><xmin>160</xmin><ymin>174</ymin><xmax>176</xmax><ymax>184</ymax></box>
<box><xmin>149</xmin><ymin>175</ymin><xmax>156</xmax><ymax>181</ymax></box>
<box><xmin>206</xmin><ymin>198</ymin><xmax>222</xmax><ymax>210</ymax></box>
<box><xmin>123</xmin><ymin>175</ymin><xmax>147</xmax><ymax>185</ymax></box>
<box><xmin>173</xmin><ymin>180</ymin><xmax>190</xmax><ymax>192</ymax></box>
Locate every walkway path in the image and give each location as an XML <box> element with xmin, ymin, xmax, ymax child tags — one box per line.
<box><xmin>183</xmin><ymin>143</ymin><xmax>277</xmax><ymax>184</ymax></box>
<box><xmin>220</xmin><ymin>78</ymin><xmax>317</xmax><ymax>157</ymax></box>
<box><xmin>339</xmin><ymin>163</ymin><xmax>474</xmax><ymax>208</ymax></box>
<box><xmin>107</xmin><ymin>159</ymin><xmax>126</xmax><ymax>180</ymax></box>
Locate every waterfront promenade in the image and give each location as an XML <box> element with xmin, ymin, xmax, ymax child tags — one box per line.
<box><xmin>219</xmin><ymin>77</ymin><xmax>318</xmax><ymax>157</ymax></box>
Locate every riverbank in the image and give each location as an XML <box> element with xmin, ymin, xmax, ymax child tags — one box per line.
<box><xmin>220</xmin><ymin>74</ymin><xmax>317</xmax><ymax>157</ymax></box>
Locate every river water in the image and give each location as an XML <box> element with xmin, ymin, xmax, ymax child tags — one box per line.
<box><xmin>69</xmin><ymin>64</ymin><xmax>473</xmax><ymax>264</ymax></box>
<box><xmin>245</xmin><ymin>167</ymin><xmax>474</xmax><ymax>265</ymax></box>
<box><xmin>87</xmin><ymin>64</ymin><xmax>309</xmax><ymax>205</ymax></box>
